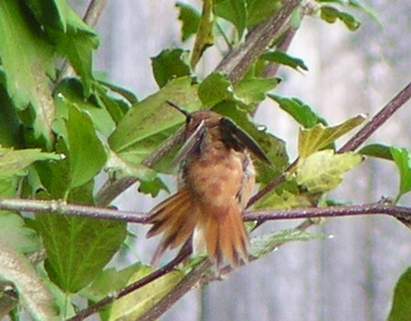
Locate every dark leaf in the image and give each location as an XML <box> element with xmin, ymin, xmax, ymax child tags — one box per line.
<box><xmin>387</xmin><ymin>267</ymin><xmax>411</xmax><ymax>321</ymax></box>
<box><xmin>359</xmin><ymin>143</ymin><xmax>393</xmax><ymax>161</ymax></box>
<box><xmin>175</xmin><ymin>2</ymin><xmax>201</xmax><ymax>41</ymax></box>
<box><xmin>261</xmin><ymin>51</ymin><xmax>308</xmax><ymax>71</ymax></box>
<box><xmin>151</xmin><ymin>49</ymin><xmax>192</xmax><ymax>88</ymax></box>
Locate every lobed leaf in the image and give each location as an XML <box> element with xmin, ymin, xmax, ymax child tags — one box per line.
<box><xmin>0</xmin><ymin>0</ymin><xmax>55</xmax><ymax>146</ymax></box>
<box><xmin>298</xmin><ymin>114</ymin><xmax>365</xmax><ymax>158</ymax></box>
<box><xmin>0</xmin><ymin>147</ymin><xmax>61</xmax><ymax>179</ymax></box>
<box><xmin>198</xmin><ymin>72</ymin><xmax>234</xmax><ymax>107</ymax></box>
<box><xmin>151</xmin><ymin>49</ymin><xmax>192</xmax><ymax>88</ymax></box>
<box><xmin>296</xmin><ymin>150</ymin><xmax>363</xmax><ymax>193</ymax></box>
<box><xmin>269</xmin><ymin>94</ymin><xmax>327</xmax><ymax>128</ymax></box>
<box><xmin>175</xmin><ymin>2</ymin><xmax>201</xmax><ymax>41</ymax></box>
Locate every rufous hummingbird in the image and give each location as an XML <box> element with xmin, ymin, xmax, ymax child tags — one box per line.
<box><xmin>146</xmin><ymin>101</ymin><xmax>270</xmax><ymax>267</ymax></box>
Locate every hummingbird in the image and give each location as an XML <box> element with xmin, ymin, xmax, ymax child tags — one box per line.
<box><xmin>146</xmin><ymin>101</ymin><xmax>270</xmax><ymax>267</ymax></box>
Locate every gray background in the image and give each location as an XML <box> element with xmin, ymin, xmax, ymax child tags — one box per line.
<box><xmin>73</xmin><ymin>1</ymin><xmax>411</xmax><ymax>320</ymax></box>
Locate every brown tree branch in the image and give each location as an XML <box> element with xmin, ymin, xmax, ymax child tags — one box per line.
<box><xmin>339</xmin><ymin>81</ymin><xmax>411</xmax><ymax>152</ymax></box>
<box><xmin>216</xmin><ymin>0</ymin><xmax>302</xmax><ymax>83</ymax></box>
<box><xmin>2</xmin><ymin>197</ymin><xmax>411</xmax><ymax>226</ymax></box>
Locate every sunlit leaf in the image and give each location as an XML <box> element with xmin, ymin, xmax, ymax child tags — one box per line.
<box><xmin>175</xmin><ymin>2</ymin><xmax>201</xmax><ymax>41</ymax></box>
<box><xmin>0</xmin><ymin>213</ymin><xmax>40</xmax><ymax>254</ymax></box>
<box><xmin>298</xmin><ymin>115</ymin><xmax>365</xmax><ymax>158</ymax></box>
<box><xmin>83</xmin><ymin>264</ymin><xmax>184</xmax><ymax>321</ymax></box>
<box><xmin>296</xmin><ymin>150</ymin><xmax>363</xmax><ymax>193</ymax></box>
<box><xmin>387</xmin><ymin>267</ymin><xmax>411</xmax><ymax>321</ymax></box>
<box><xmin>253</xmin><ymin>190</ymin><xmax>311</xmax><ymax>210</ymax></box>
<box><xmin>0</xmin><ymin>147</ymin><xmax>61</xmax><ymax>179</ymax></box>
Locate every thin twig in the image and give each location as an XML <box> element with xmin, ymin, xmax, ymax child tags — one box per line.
<box><xmin>339</xmin><ymin>81</ymin><xmax>411</xmax><ymax>152</ymax></box>
<box><xmin>3</xmin><ymin>197</ymin><xmax>411</xmax><ymax>227</ymax></box>
<box><xmin>67</xmin><ymin>244</ymin><xmax>192</xmax><ymax>321</ymax></box>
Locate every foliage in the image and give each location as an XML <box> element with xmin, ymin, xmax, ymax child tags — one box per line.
<box><xmin>0</xmin><ymin>0</ymin><xmax>408</xmax><ymax>321</ymax></box>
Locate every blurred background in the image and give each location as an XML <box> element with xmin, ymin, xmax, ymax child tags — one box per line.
<box><xmin>73</xmin><ymin>1</ymin><xmax>411</xmax><ymax>320</ymax></box>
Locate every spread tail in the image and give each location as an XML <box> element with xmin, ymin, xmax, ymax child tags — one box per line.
<box><xmin>198</xmin><ymin>203</ymin><xmax>249</xmax><ymax>267</ymax></box>
<box><xmin>147</xmin><ymin>188</ymin><xmax>198</xmax><ymax>264</ymax></box>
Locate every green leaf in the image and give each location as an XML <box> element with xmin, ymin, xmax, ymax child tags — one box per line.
<box><xmin>296</xmin><ymin>150</ymin><xmax>363</xmax><ymax>193</ymax></box>
<box><xmin>0</xmin><ymin>212</ymin><xmax>40</xmax><ymax>254</ymax></box>
<box><xmin>213</xmin><ymin>102</ymin><xmax>289</xmax><ymax>185</ymax></box>
<box><xmin>0</xmin><ymin>147</ymin><xmax>61</xmax><ymax>179</ymax></box>
<box><xmin>387</xmin><ymin>267</ymin><xmax>411</xmax><ymax>321</ymax></box>
<box><xmin>55</xmin><ymin>79</ymin><xmax>116</xmax><ymax>137</ymax></box>
<box><xmin>138</xmin><ymin>177</ymin><xmax>169</xmax><ymax>197</ymax></box>
<box><xmin>298</xmin><ymin>114</ymin><xmax>365</xmax><ymax>158</ymax></box>
<box><xmin>175</xmin><ymin>2</ymin><xmax>201</xmax><ymax>41</ymax></box>
<box><xmin>36</xmin><ymin>183</ymin><xmax>127</xmax><ymax>293</ymax></box>
<box><xmin>261</xmin><ymin>51</ymin><xmax>308</xmax><ymax>71</ymax></box>
<box><xmin>85</xmin><ymin>264</ymin><xmax>184</xmax><ymax>321</ymax></box>
<box><xmin>151</xmin><ymin>49</ymin><xmax>191</xmax><ymax>88</ymax></box>
<box><xmin>191</xmin><ymin>0</ymin><xmax>214</xmax><ymax>68</ymax></box>
<box><xmin>250</xmin><ymin>229</ymin><xmax>325</xmax><ymax>258</ymax></box>
<box><xmin>198</xmin><ymin>72</ymin><xmax>234</xmax><ymax>107</ymax></box>
<box><xmin>390</xmin><ymin>147</ymin><xmax>411</xmax><ymax>201</ymax></box>
<box><xmin>320</xmin><ymin>6</ymin><xmax>361</xmax><ymax>31</ymax></box>
<box><xmin>254</xmin><ymin>189</ymin><xmax>311</xmax><ymax>210</ymax></box>
<box><xmin>25</xmin><ymin>0</ymin><xmax>67</xmax><ymax>31</ymax></box>
<box><xmin>0</xmin><ymin>0</ymin><xmax>56</xmax><ymax>145</ymax></box>
<box><xmin>66</xmin><ymin>103</ymin><xmax>107</xmax><ymax>188</ymax></box>
<box><xmin>359</xmin><ymin>143</ymin><xmax>393</xmax><ymax>161</ymax></box>
<box><xmin>246</xmin><ymin>0</ymin><xmax>281</xmax><ymax>27</ymax></box>
<box><xmin>26</xmin><ymin>0</ymin><xmax>99</xmax><ymax>94</ymax></box>
<box><xmin>214</xmin><ymin>0</ymin><xmax>247</xmax><ymax>38</ymax></box>
<box><xmin>0</xmin><ymin>241</ymin><xmax>58</xmax><ymax>321</ymax></box>
<box><xmin>109</xmin><ymin>77</ymin><xmax>201</xmax><ymax>168</ymax></box>
<box><xmin>234</xmin><ymin>78</ymin><xmax>279</xmax><ymax>105</ymax></box>
<box><xmin>269</xmin><ymin>95</ymin><xmax>327</xmax><ymax>128</ymax></box>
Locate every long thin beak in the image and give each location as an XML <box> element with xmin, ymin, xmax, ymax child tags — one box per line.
<box><xmin>166</xmin><ymin>100</ymin><xmax>191</xmax><ymax>119</ymax></box>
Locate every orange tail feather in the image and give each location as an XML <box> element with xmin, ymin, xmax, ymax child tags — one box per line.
<box><xmin>147</xmin><ymin>188</ymin><xmax>199</xmax><ymax>263</ymax></box>
<box><xmin>199</xmin><ymin>203</ymin><xmax>249</xmax><ymax>267</ymax></box>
